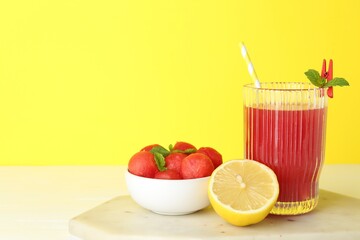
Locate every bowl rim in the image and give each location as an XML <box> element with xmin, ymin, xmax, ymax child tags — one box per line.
<box><xmin>126</xmin><ymin>169</ymin><xmax>211</xmax><ymax>182</ymax></box>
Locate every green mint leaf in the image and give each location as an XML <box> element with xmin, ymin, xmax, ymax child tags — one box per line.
<box><xmin>153</xmin><ymin>152</ymin><xmax>167</xmax><ymax>171</ymax></box>
<box><xmin>304</xmin><ymin>69</ymin><xmax>325</xmax><ymax>87</ymax></box>
<box><xmin>150</xmin><ymin>146</ymin><xmax>170</xmax><ymax>157</ymax></box>
<box><xmin>323</xmin><ymin>77</ymin><xmax>350</xmax><ymax>87</ymax></box>
<box><xmin>184</xmin><ymin>148</ymin><xmax>197</xmax><ymax>154</ymax></box>
<box><xmin>171</xmin><ymin>148</ymin><xmax>197</xmax><ymax>154</ymax></box>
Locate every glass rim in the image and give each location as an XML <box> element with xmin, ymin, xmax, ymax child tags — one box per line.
<box><xmin>243</xmin><ymin>82</ymin><xmax>323</xmax><ymax>92</ymax></box>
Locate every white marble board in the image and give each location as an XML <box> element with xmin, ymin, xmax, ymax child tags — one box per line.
<box><xmin>69</xmin><ymin>190</ymin><xmax>360</xmax><ymax>240</ymax></box>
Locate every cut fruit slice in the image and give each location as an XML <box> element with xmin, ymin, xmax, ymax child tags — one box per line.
<box><xmin>208</xmin><ymin>159</ymin><xmax>279</xmax><ymax>226</ymax></box>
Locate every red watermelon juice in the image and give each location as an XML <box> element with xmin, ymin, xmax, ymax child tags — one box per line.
<box><xmin>243</xmin><ymin>83</ymin><xmax>328</xmax><ymax>215</ymax></box>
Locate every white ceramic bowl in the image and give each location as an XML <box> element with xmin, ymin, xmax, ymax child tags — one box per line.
<box><xmin>125</xmin><ymin>170</ymin><xmax>210</xmax><ymax>215</ymax></box>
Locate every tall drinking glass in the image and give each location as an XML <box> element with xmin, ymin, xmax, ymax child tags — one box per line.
<box><xmin>243</xmin><ymin>82</ymin><xmax>328</xmax><ymax>215</ymax></box>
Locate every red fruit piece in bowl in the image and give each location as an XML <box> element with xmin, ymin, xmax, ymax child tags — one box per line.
<box><xmin>197</xmin><ymin>147</ymin><xmax>223</xmax><ymax>169</ymax></box>
<box><xmin>128</xmin><ymin>151</ymin><xmax>158</xmax><ymax>178</ymax></box>
<box><xmin>154</xmin><ymin>169</ymin><xmax>182</xmax><ymax>180</ymax></box>
<box><xmin>171</xmin><ymin>141</ymin><xmax>197</xmax><ymax>154</ymax></box>
<box><xmin>181</xmin><ymin>153</ymin><xmax>214</xmax><ymax>179</ymax></box>
<box><xmin>140</xmin><ymin>144</ymin><xmax>161</xmax><ymax>152</ymax></box>
<box><xmin>165</xmin><ymin>152</ymin><xmax>187</xmax><ymax>175</ymax></box>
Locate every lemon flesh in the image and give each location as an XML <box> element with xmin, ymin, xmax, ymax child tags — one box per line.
<box><xmin>208</xmin><ymin>159</ymin><xmax>279</xmax><ymax>226</ymax></box>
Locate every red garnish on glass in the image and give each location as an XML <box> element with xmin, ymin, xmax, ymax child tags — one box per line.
<box><xmin>321</xmin><ymin>59</ymin><xmax>334</xmax><ymax>98</ymax></box>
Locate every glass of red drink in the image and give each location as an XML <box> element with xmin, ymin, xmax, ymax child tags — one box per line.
<box><xmin>243</xmin><ymin>82</ymin><xmax>328</xmax><ymax>215</ymax></box>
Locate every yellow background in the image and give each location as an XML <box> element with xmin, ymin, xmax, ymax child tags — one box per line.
<box><xmin>0</xmin><ymin>0</ymin><xmax>359</xmax><ymax>165</ymax></box>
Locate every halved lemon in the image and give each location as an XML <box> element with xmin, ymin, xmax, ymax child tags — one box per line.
<box><xmin>208</xmin><ymin>159</ymin><xmax>279</xmax><ymax>226</ymax></box>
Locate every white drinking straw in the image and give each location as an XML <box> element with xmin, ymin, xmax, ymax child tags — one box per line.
<box><xmin>240</xmin><ymin>42</ymin><xmax>261</xmax><ymax>88</ymax></box>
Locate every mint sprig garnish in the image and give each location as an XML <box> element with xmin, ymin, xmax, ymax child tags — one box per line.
<box><xmin>304</xmin><ymin>69</ymin><xmax>325</xmax><ymax>87</ymax></box>
<box><xmin>323</xmin><ymin>77</ymin><xmax>349</xmax><ymax>88</ymax></box>
<box><xmin>150</xmin><ymin>146</ymin><xmax>170</xmax><ymax>171</ymax></box>
<box><xmin>168</xmin><ymin>144</ymin><xmax>196</xmax><ymax>154</ymax></box>
<box><xmin>150</xmin><ymin>144</ymin><xmax>197</xmax><ymax>172</ymax></box>
<box><xmin>153</xmin><ymin>152</ymin><xmax>167</xmax><ymax>171</ymax></box>
<box><xmin>150</xmin><ymin>146</ymin><xmax>170</xmax><ymax>157</ymax></box>
<box><xmin>305</xmin><ymin>69</ymin><xmax>349</xmax><ymax>88</ymax></box>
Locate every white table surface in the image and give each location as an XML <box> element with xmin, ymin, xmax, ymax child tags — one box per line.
<box><xmin>0</xmin><ymin>164</ymin><xmax>359</xmax><ymax>240</ymax></box>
